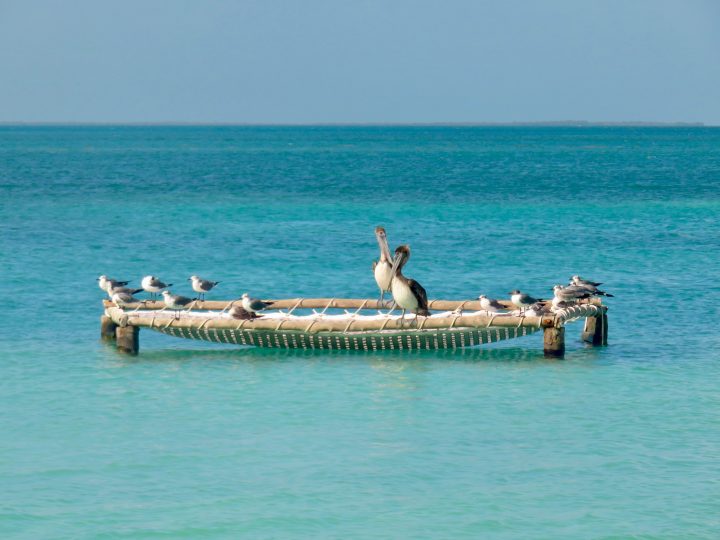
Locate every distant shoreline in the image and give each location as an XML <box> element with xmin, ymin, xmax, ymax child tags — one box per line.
<box><xmin>0</xmin><ymin>121</ymin><xmax>710</xmax><ymax>127</ymax></box>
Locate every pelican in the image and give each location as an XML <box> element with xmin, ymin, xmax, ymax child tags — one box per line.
<box><xmin>372</xmin><ymin>226</ymin><xmax>393</xmax><ymax>303</ymax></box>
<box><xmin>389</xmin><ymin>245</ymin><xmax>430</xmax><ymax>324</ymax></box>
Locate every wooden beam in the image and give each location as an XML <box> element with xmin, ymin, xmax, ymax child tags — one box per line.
<box><xmin>100</xmin><ymin>315</ymin><xmax>117</xmax><ymax>341</ymax></box>
<box><xmin>116</xmin><ymin>325</ymin><xmax>139</xmax><ymax>355</ymax></box>
<box><xmin>543</xmin><ymin>326</ymin><xmax>565</xmax><ymax>357</ymax></box>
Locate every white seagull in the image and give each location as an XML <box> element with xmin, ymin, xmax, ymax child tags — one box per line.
<box><xmin>189</xmin><ymin>275</ymin><xmax>220</xmax><ymax>300</ymax></box>
<box><xmin>241</xmin><ymin>293</ymin><xmax>274</xmax><ymax>314</ymax></box>
<box><xmin>142</xmin><ymin>275</ymin><xmax>173</xmax><ymax>300</ymax></box>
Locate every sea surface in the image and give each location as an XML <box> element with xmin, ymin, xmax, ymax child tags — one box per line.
<box><xmin>1</xmin><ymin>126</ymin><xmax>719</xmax><ymax>539</ymax></box>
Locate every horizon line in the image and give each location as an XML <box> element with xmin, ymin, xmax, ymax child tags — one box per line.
<box><xmin>0</xmin><ymin>120</ymin><xmax>713</xmax><ymax>127</ymax></box>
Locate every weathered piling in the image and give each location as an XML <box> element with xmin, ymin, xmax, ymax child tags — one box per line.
<box><xmin>581</xmin><ymin>313</ymin><xmax>608</xmax><ymax>346</ymax></box>
<box><xmin>116</xmin><ymin>325</ymin><xmax>139</xmax><ymax>355</ymax></box>
<box><xmin>100</xmin><ymin>315</ymin><xmax>117</xmax><ymax>341</ymax></box>
<box><xmin>543</xmin><ymin>326</ymin><xmax>565</xmax><ymax>357</ymax></box>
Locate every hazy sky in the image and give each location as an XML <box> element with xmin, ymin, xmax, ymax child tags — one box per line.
<box><xmin>1</xmin><ymin>0</ymin><xmax>718</xmax><ymax>123</ymax></box>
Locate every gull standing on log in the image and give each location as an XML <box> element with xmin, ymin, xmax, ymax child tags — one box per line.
<box><xmin>142</xmin><ymin>275</ymin><xmax>173</xmax><ymax>300</ymax></box>
<box><xmin>509</xmin><ymin>290</ymin><xmax>543</xmax><ymax>313</ymax></box>
<box><xmin>189</xmin><ymin>275</ymin><xmax>220</xmax><ymax>300</ymax></box>
<box><xmin>107</xmin><ymin>285</ymin><xmax>144</xmax><ymax>298</ymax></box>
<box><xmin>553</xmin><ymin>284</ymin><xmax>592</xmax><ymax>303</ymax></box>
<box><xmin>478</xmin><ymin>294</ymin><xmax>505</xmax><ymax>313</ymax></box>
<box><xmin>241</xmin><ymin>293</ymin><xmax>274</xmax><ymax>315</ymax></box>
<box><xmin>98</xmin><ymin>275</ymin><xmax>131</xmax><ymax>293</ymax></box>
<box><xmin>372</xmin><ymin>226</ymin><xmax>394</xmax><ymax>303</ymax></box>
<box><xmin>161</xmin><ymin>290</ymin><xmax>195</xmax><ymax>315</ymax></box>
<box><xmin>111</xmin><ymin>290</ymin><xmax>142</xmax><ymax>306</ymax></box>
<box><xmin>390</xmin><ymin>245</ymin><xmax>430</xmax><ymax>324</ymax></box>
<box><xmin>569</xmin><ymin>276</ymin><xmax>614</xmax><ymax>297</ymax></box>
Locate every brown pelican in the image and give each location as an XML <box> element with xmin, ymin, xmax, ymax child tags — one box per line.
<box><xmin>372</xmin><ymin>226</ymin><xmax>393</xmax><ymax>302</ymax></box>
<box><xmin>389</xmin><ymin>245</ymin><xmax>430</xmax><ymax>323</ymax></box>
<box><xmin>189</xmin><ymin>275</ymin><xmax>220</xmax><ymax>300</ymax></box>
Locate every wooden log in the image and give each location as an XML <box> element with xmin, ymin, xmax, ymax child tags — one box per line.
<box><xmin>581</xmin><ymin>313</ymin><xmax>608</xmax><ymax>346</ymax></box>
<box><xmin>116</xmin><ymin>325</ymin><xmax>139</xmax><ymax>355</ymax></box>
<box><xmin>103</xmin><ymin>297</ymin><xmax>602</xmax><ymax>313</ymax></box>
<box><xmin>100</xmin><ymin>315</ymin><xmax>117</xmax><ymax>341</ymax></box>
<box><xmin>543</xmin><ymin>326</ymin><xmax>565</xmax><ymax>357</ymax></box>
<box><xmin>104</xmin><ymin>305</ymin><xmax>555</xmax><ymax>333</ymax></box>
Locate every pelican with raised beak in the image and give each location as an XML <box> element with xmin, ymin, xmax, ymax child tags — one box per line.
<box><xmin>390</xmin><ymin>244</ymin><xmax>430</xmax><ymax>324</ymax></box>
<box><xmin>372</xmin><ymin>226</ymin><xmax>394</xmax><ymax>303</ymax></box>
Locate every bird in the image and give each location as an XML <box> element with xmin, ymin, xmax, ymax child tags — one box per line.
<box><xmin>161</xmin><ymin>290</ymin><xmax>195</xmax><ymax>314</ymax></box>
<box><xmin>97</xmin><ymin>275</ymin><xmax>131</xmax><ymax>293</ymax></box>
<box><xmin>372</xmin><ymin>226</ymin><xmax>394</xmax><ymax>303</ymax></box>
<box><xmin>111</xmin><ymin>290</ymin><xmax>142</xmax><ymax>306</ymax></box>
<box><xmin>189</xmin><ymin>275</ymin><xmax>220</xmax><ymax>300</ymax></box>
<box><xmin>526</xmin><ymin>302</ymin><xmax>549</xmax><ymax>316</ymax></box>
<box><xmin>551</xmin><ymin>297</ymin><xmax>573</xmax><ymax>311</ymax></box>
<box><xmin>107</xmin><ymin>285</ymin><xmax>144</xmax><ymax>298</ymax></box>
<box><xmin>241</xmin><ymin>293</ymin><xmax>274</xmax><ymax>314</ymax></box>
<box><xmin>478</xmin><ymin>294</ymin><xmax>505</xmax><ymax>313</ymax></box>
<box><xmin>509</xmin><ymin>290</ymin><xmax>543</xmax><ymax>313</ymax></box>
<box><xmin>142</xmin><ymin>275</ymin><xmax>173</xmax><ymax>300</ymax></box>
<box><xmin>229</xmin><ymin>305</ymin><xmax>257</xmax><ymax>320</ymax></box>
<box><xmin>389</xmin><ymin>245</ymin><xmax>430</xmax><ymax>324</ymax></box>
<box><xmin>553</xmin><ymin>284</ymin><xmax>593</xmax><ymax>302</ymax></box>
<box><xmin>569</xmin><ymin>276</ymin><xmax>614</xmax><ymax>297</ymax></box>
<box><xmin>570</xmin><ymin>275</ymin><xmax>602</xmax><ymax>287</ymax></box>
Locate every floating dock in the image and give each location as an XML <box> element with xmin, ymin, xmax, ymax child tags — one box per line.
<box><xmin>101</xmin><ymin>298</ymin><xmax>607</xmax><ymax>357</ymax></box>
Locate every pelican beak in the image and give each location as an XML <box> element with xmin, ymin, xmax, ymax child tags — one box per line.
<box><xmin>390</xmin><ymin>252</ymin><xmax>403</xmax><ymax>275</ymax></box>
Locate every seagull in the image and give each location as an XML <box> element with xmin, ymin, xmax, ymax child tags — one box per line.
<box><xmin>229</xmin><ymin>305</ymin><xmax>257</xmax><ymax>320</ymax></box>
<box><xmin>509</xmin><ymin>290</ymin><xmax>543</xmax><ymax>313</ymax></box>
<box><xmin>526</xmin><ymin>302</ymin><xmax>549</xmax><ymax>317</ymax></box>
<box><xmin>142</xmin><ymin>275</ymin><xmax>173</xmax><ymax>300</ymax></box>
<box><xmin>569</xmin><ymin>276</ymin><xmax>614</xmax><ymax>297</ymax></box>
<box><xmin>390</xmin><ymin>245</ymin><xmax>430</xmax><ymax>324</ymax></box>
<box><xmin>189</xmin><ymin>275</ymin><xmax>220</xmax><ymax>300</ymax></box>
<box><xmin>107</xmin><ymin>285</ymin><xmax>144</xmax><ymax>298</ymax></box>
<box><xmin>570</xmin><ymin>275</ymin><xmax>602</xmax><ymax>287</ymax></box>
<box><xmin>97</xmin><ymin>275</ymin><xmax>131</xmax><ymax>293</ymax></box>
<box><xmin>553</xmin><ymin>284</ymin><xmax>592</xmax><ymax>302</ymax></box>
<box><xmin>478</xmin><ymin>294</ymin><xmax>505</xmax><ymax>313</ymax></box>
<box><xmin>161</xmin><ymin>290</ymin><xmax>195</xmax><ymax>314</ymax></box>
<box><xmin>111</xmin><ymin>291</ymin><xmax>142</xmax><ymax>306</ymax></box>
<box><xmin>551</xmin><ymin>297</ymin><xmax>573</xmax><ymax>310</ymax></box>
<box><xmin>372</xmin><ymin>226</ymin><xmax>394</xmax><ymax>303</ymax></box>
<box><xmin>241</xmin><ymin>293</ymin><xmax>274</xmax><ymax>314</ymax></box>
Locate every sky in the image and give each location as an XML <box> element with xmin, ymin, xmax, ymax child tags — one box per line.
<box><xmin>0</xmin><ymin>0</ymin><xmax>718</xmax><ymax>124</ymax></box>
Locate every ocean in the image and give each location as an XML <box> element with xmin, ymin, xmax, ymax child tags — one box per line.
<box><xmin>1</xmin><ymin>125</ymin><xmax>719</xmax><ymax>538</ymax></box>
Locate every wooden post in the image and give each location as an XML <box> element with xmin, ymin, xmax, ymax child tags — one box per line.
<box><xmin>544</xmin><ymin>326</ymin><xmax>565</xmax><ymax>358</ymax></box>
<box><xmin>100</xmin><ymin>315</ymin><xmax>118</xmax><ymax>341</ymax></box>
<box><xmin>116</xmin><ymin>325</ymin><xmax>139</xmax><ymax>355</ymax></box>
<box><xmin>581</xmin><ymin>314</ymin><xmax>608</xmax><ymax>346</ymax></box>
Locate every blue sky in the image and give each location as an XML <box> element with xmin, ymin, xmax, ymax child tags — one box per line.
<box><xmin>0</xmin><ymin>0</ymin><xmax>718</xmax><ymax>123</ymax></box>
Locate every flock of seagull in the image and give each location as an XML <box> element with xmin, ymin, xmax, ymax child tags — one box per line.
<box><xmin>97</xmin><ymin>275</ymin><xmax>272</xmax><ymax>318</ymax></box>
<box><xmin>98</xmin><ymin>226</ymin><xmax>612</xmax><ymax>321</ymax></box>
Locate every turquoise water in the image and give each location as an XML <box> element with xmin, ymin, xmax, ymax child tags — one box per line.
<box><xmin>1</xmin><ymin>126</ymin><xmax>720</xmax><ymax>538</ymax></box>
